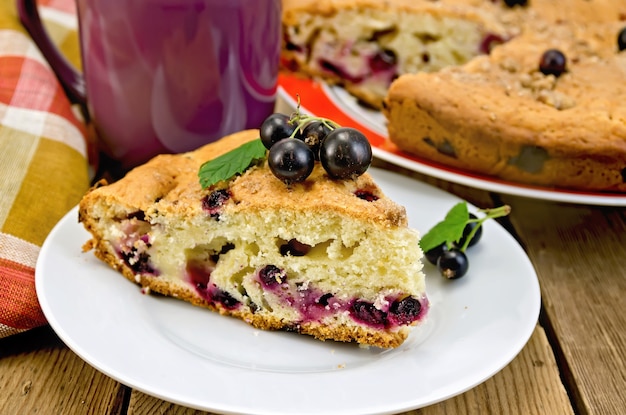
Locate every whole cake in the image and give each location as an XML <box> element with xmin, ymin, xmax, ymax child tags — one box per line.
<box><xmin>281</xmin><ymin>0</ymin><xmax>626</xmax><ymax>192</ymax></box>
<box><xmin>79</xmin><ymin>129</ymin><xmax>428</xmax><ymax>348</ymax></box>
<box><xmin>385</xmin><ymin>21</ymin><xmax>626</xmax><ymax>192</ymax></box>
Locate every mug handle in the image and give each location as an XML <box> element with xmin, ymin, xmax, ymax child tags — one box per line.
<box><xmin>17</xmin><ymin>0</ymin><xmax>86</xmax><ymax>107</ymax></box>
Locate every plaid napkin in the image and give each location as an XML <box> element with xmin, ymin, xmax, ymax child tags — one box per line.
<box><xmin>0</xmin><ymin>0</ymin><xmax>90</xmax><ymax>338</ymax></box>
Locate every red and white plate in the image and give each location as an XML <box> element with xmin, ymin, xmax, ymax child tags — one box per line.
<box><xmin>278</xmin><ymin>74</ymin><xmax>626</xmax><ymax>206</ymax></box>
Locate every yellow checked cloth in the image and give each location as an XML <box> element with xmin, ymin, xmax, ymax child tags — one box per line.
<box><xmin>0</xmin><ymin>0</ymin><xmax>89</xmax><ymax>338</ymax></box>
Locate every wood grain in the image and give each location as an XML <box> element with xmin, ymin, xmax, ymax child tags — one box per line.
<box><xmin>501</xmin><ymin>196</ymin><xmax>626</xmax><ymax>415</ymax></box>
<box><xmin>0</xmin><ymin>326</ymin><xmax>126</xmax><ymax>415</ymax></box>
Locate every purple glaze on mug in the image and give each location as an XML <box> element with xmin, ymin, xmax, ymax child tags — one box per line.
<box><xmin>19</xmin><ymin>0</ymin><xmax>281</xmax><ymax>169</ymax></box>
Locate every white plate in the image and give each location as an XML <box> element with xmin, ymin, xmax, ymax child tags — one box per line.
<box><xmin>278</xmin><ymin>74</ymin><xmax>626</xmax><ymax>206</ymax></box>
<box><xmin>36</xmin><ymin>169</ymin><xmax>540</xmax><ymax>415</ymax></box>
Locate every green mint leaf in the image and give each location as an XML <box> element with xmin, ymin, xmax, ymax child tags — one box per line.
<box><xmin>419</xmin><ymin>202</ymin><xmax>469</xmax><ymax>253</ymax></box>
<box><xmin>198</xmin><ymin>138</ymin><xmax>267</xmax><ymax>188</ymax></box>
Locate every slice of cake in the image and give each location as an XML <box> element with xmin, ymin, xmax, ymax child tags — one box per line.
<box><xmin>281</xmin><ymin>0</ymin><xmax>519</xmax><ymax>109</ymax></box>
<box><xmin>79</xmin><ymin>129</ymin><xmax>428</xmax><ymax>348</ymax></box>
<box><xmin>384</xmin><ymin>21</ymin><xmax>626</xmax><ymax>192</ymax></box>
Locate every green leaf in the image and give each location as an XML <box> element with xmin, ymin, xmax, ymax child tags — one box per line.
<box><xmin>198</xmin><ymin>139</ymin><xmax>267</xmax><ymax>188</ymax></box>
<box><xmin>419</xmin><ymin>202</ymin><xmax>469</xmax><ymax>253</ymax></box>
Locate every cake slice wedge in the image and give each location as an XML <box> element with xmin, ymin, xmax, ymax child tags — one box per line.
<box><xmin>79</xmin><ymin>129</ymin><xmax>428</xmax><ymax>348</ymax></box>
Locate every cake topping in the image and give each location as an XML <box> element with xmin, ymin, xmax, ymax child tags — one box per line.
<box><xmin>199</xmin><ymin>101</ymin><xmax>373</xmax><ymax>187</ymax></box>
<box><xmin>198</xmin><ymin>139</ymin><xmax>266</xmax><ymax>188</ymax></box>
<box><xmin>268</xmin><ymin>138</ymin><xmax>315</xmax><ymax>184</ymax></box>
<box><xmin>319</xmin><ymin>127</ymin><xmax>372</xmax><ymax>180</ymax></box>
<box><xmin>260</xmin><ymin>113</ymin><xmax>298</xmax><ymax>149</ymax></box>
<box><xmin>300</xmin><ymin>120</ymin><xmax>332</xmax><ymax>160</ymax></box>
<box><xmin>263</xmin><ymin>103</ymin><xmax>373</xmax><ymax>183</ymax></box>
<box><xmin>539</xmin><ymin>49</ymin><xmax>567</xmax><ymax>77</ymax></box>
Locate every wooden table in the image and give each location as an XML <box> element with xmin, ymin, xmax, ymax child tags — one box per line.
<box><xmin>1</xmin><ymin>131</ymin><xmax>625</xmax><ymax>414</ymax></box>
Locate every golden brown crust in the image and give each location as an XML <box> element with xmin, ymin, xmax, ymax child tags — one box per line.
<box><xmin>384</xmin><ymin>22</ymin><xmax>626</xmax><ymax>192</ymax></box>
<box><xmin>81</xmin><ymin>129</ymin><xmax>407</xmax><ymax>227</ymax></box>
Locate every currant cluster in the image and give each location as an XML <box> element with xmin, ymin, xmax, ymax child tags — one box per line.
<box><xmin>424</xmin><ymin>213</ymin><xmax>482</xmax><ymax>280</ymax></box>
<box><xmin>422</xmin><ymin>203</ymin><xmax>510</xmax><ymax>280</ymax></box>
<box><xmin>260</xmin><ymin>111</ymin><xmax>373</xmax><ymax>184</ymax></box>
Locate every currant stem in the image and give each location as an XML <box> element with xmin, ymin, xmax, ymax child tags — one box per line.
<box><xmin>288</xmin><ymin>94</ymin><xmax>341</xmax><ymax>137</ymax></box>
<box><xmin>459</xmin><ymin>205</ymin><xmax>511</xmax><ymax>252</ymax></box>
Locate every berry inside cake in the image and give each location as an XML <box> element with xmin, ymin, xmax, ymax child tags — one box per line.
<box><xmin>79</xmin><ymin>130</ymin><xmax>428</xmax><ymax>348</ymax></box>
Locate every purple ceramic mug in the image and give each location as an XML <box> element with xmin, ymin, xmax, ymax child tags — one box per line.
<box><xmin>18</xmin><ymin>0</ymin><xmax>282</xmax><ymax>169</ymax></box>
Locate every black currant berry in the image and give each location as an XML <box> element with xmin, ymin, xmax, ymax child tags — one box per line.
<box><xmin>268</xmin><ymin>138</ymin><xmax>315</xmax><ymax>184</ymax></box>
<box><xmin>437</xmin><ymin>248</ymin><xmax>469</xmax><ymax>279</ymax></box>
<box><xmin>539</xmin><ymin>49</ymin><xmax>567</xmax><ymax>77</ymax></box>
<box><xmin>299</xmin><ymin>121</ymin><xmax>332</xmax><ymax>160</ymax></box>
<box><xmin>260</xmin><ymin>113</ymin><xmax>297</xmax><ymax>150</ymax></box>
<box><xmin>425</xmin><ymin>242</ymin><xmax>449</xmax><ymax>265</ymax></box>
<box><xmin>280</xmin><ymin>239</ymin><xmax>311</xmax><ymax>256</ymax></box>
<box><xmin>389</xmin><ymin>296</ymin><xmax>422</xmax><ymax>325</ymax></box>
<box><xmin>618</xmin><ymin>27</ymin><xmax>626</xmax><ymax>52</ymax></box>
<box><xmin>259</xmin><ymin>265</ymin><xmax>286</xmax><ymax>287</ymax></box>
<box><xmin>319</xmin><ymin>127</ymin><xmax>372</xmax><ymax>179</ymax></box>
<box><xmin>457</xmin><ymin>213</ymin><xmax>483</xmax><ymax>248</ymax></box>
<box><xmin>503</xmin><ymin>0</ymin><xmax>528</xmax><ymax>7</ymax></box>
<box><xmin>350</xmin><ymin>300</ymin><xmax>387</xmax><ymax>327</ymax></box>
<box><xmin>370</xmin><ymin>49</ymin><xmax>397</xmax><ymax>72</ymax></box>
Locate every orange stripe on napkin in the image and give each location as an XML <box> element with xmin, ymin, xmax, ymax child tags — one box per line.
<box><xmin>0</xmin><ymin>55</ymin><xmax>85</xmax><ymax>135</ymax></box>
<box><xmin>0</xmin><ymin>0</ymin><xmax>88</xmax><ymax>339</ymax></box>
<box><xmin>38</xmin><ymin>0</ymin><xmax>77</xmax><ymax>15</ymax></box>
<box><xmin>0</xmin><ymin>258</ymin><xmax>46</xmax><ymax>330</ymax></box>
